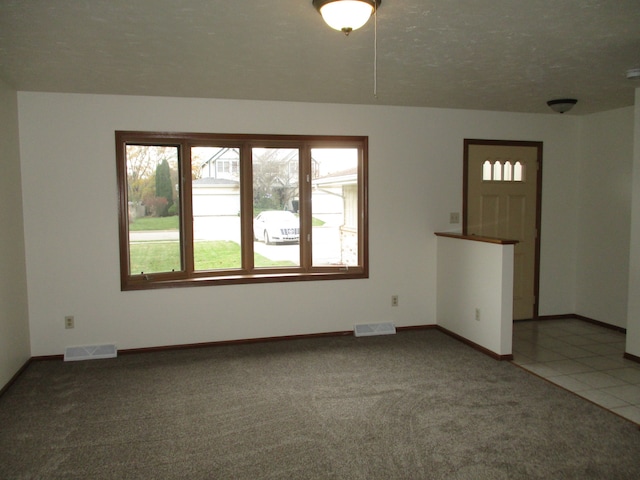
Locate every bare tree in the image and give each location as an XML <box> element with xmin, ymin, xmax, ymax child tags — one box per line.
<box><xmin>126</xmin><ymin>145</ymin><xmax>178</xmax><ymax>208</ymax></box>
<box><xmin>252</xmin><ymin>148</ymin><xmax>299</xmax><ymax>212</ymax></box>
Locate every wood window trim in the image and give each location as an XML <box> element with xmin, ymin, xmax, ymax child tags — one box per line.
<box><xmin>116</xmin><ymin>131</ymin><xmax>369</xmax><ymax>290</ymax></box>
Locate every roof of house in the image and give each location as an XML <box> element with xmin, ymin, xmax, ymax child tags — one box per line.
<box><xmin>192</xmin><ymin>178</ymin><xmax>239</xmax><ymax>186</ymax></box>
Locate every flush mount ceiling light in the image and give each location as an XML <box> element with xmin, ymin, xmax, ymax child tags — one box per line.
<box><xmin>313</xmin><ymin>0</ymin><xmax>381</xmax><ymax>35</ymax></box>
<box><xmin>546</xmin><ymin>98</ymin><xmax>578</xmax><ymax>114</ymax></box>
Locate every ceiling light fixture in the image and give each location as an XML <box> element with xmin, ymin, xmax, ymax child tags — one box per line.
<box><xmin>627</xmin><ymin>68</ymin><xmax>640</xmax><ymax>80</ymax></box>
<box><xmin>313</xmin><ymin>0</ymin><xmax>381</xmax><ymax>36</ymax></box>
<box><xmin>546</xmin><ymin>98</ymin><xmax>577</xmax><ymax>114</ymax></box>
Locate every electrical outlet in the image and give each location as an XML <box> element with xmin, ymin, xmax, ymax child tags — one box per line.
<box><xmin>475</xmin><ymin>308</ymin><xmax>480</xmax><ymax>321</ymax></box>
<box><xmin>65</xmin><ymin>315</ymin><xmax>75</xmax><ymax>329</ymax></box>
<box><xmin>450</xmin><ymin>212</ymin><xmax>460</xmax><ymax>224</ymax></box>
<box><xmin>391</xmin><ymin>295</ymin><xmax>399</xmax><ymax>307</ymax></box>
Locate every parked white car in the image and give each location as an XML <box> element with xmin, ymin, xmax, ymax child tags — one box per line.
<box><xmin>253</xmin><ymin>210</ymin><xmax>300</xmax><ymax>245</ymax></box>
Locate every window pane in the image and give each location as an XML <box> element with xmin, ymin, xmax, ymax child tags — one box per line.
<box><xmin>513</xmin><ymin>161</ymin><xmax>524</xmax><ymax>181</ymax></box>
<box><xmin>504</xmin><ymin>161</ymin><xmax>513</xmax><ymax>181</ymax></box>
<box><xmin>126</xmin><ymin>145</ymin><xmax>181</xmax><ymax>275</ymax></box>
<box><xmin>192</xmin><ymin>147</ymin><xmax>242</xmax><ymax>271</ymax></box>
<box><xmin>493</xmin><ymin>160</ymin><xmax>502</xmax><ymax>181</ymax></box>
<box><xmin>252</xmin><ymin>148</ymin><xmax>300</xmax><ymax>267</ymax></box>
<box><xmin>482</xmin><ymin>160</ymin><xmax>492</xmax><ymax>181</ymax></box>
<box><xmin>311</xmin><ymin>148</ymin><xmax>359</xmax><ymax>266</ymax></box>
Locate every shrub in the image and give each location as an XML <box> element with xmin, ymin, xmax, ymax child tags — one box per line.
<box><xmin>143</xmin><ymin>195</ymin><xmax>169</xmax><ymax>217</ymax></box>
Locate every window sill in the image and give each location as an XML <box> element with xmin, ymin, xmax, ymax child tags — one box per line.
<box><xmin>122</xmin><ymin>269</ymin><xmax>368</xmax><ymax>291</ymax></box>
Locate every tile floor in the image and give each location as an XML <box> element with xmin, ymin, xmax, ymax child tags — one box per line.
<box><xmin>512</xmin><ymin>318</ymin><xmax>640</xmax><ymax>425</ymax></box>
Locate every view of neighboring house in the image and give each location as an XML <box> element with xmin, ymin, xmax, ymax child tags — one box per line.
<box><xmin>312</xmin><ymin>168</ymin><xmax>358</xmax><ymax>265</ymax></box>
<box><xmin>192</xmin><ymin>147</ymin><xmax>359</xmax><ymax>265</ymax></box>
<box><xmin>193</xmin><ymin>147</ymin><xmax>241</xmax><ymax>216</ymax></box>
<box><xmin>192</xmin><ymin>177</ymin><xmax>240</xmax><ymax>217</ymax></box>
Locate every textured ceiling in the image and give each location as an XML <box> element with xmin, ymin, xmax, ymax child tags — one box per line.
<box><xmin>1</xmin><ymin>0</ymin><xmax>639</xmax><ymax>115</ymax></box>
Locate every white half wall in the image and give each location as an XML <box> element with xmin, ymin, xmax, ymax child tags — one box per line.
<box><xmin>436</xmin><ymin>235</ymin><xmax>514</xmax><ymax>356</ymax></box>
<box><xmin>0</xmin><ymin>80</ymin><xmax>31</xmax><ymax>387</ymax></box>
<box><xmin>17</xmin><ymin>92</ymin><xmax>582</xmax><ymax>356</ymax></box>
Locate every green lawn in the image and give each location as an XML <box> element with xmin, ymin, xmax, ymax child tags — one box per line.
<box><xmin>129</xmin><ymin>216</ymin><xmax>179</xmax><ymax>232</ymax></box>
<box><xmin>130</xmin><ymin>241</ymin><xmax>181</xmax><ymax>274</ymax></box>
<box><xmin>130</xmin><ymin>240</ymin><xmax>295</xmax><ymax>274</ymax></box>
<box><xmin>130</xmin><ymin>214</ymin><xmax>323</xmax><ymax>231</ymax></box>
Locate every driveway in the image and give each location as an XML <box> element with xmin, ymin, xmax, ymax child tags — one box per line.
<box><xmin>130</xmin><ymin>216</ymin><xmax>342</xmax><ymax>265</ymax></box>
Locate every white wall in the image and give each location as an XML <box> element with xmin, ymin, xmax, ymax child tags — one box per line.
<box><xmin>18</xmin><ymin>92</ymin><xmax>581</xmax><ymax>356</ymax></box>
<box><xmin>537</xmin><ymin>120</ymin><xmax>582</xmax><ymax>316</ymax></box>
<box><xmin>627</xmin><ymin>89</ymin><xmax>640</xmax><ymax>357</ymax></box>
<box><xmin>436</xmin><ymin>236</ymin><xmax>513</xmax><ymax>356</ymax></box>
<box><xmin>575</xmin><ymin>107</ymin><xmax>634</xmax><ymax>328</ymax></box>
<box><xmin>0</xmin><ymin>80</ymin><xmax>31</xmax><ymax>387</ymax></box>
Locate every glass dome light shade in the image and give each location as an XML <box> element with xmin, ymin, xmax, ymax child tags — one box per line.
<box><xmin>316</xmin><ymin>0</ymin><xmax>377</xmax><ymax>32</ymax></box>
<box><xmin>546</xmin><ymin>98</ymin><xmax>577</xmax><ymax>114</ymax></box>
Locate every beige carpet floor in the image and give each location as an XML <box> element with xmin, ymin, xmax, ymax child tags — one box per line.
<box><xmin>1</xmin><ymin>329</ymin><xmax>640</xmax><ymax>479</ymax></box>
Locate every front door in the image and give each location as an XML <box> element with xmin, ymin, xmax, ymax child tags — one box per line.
<box><xmin>464</xmin><ymin>139</ymin><xmax>542</xmax><ymax>320</ymax></box>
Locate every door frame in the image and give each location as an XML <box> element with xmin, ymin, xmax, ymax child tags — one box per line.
<box><xmin>462</xmin><ymin>139</ymin><xmax>543</xmax><ymax>320</ymax></box>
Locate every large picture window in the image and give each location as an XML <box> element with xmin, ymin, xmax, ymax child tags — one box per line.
<box><xmin>116</xmin><ymin>132</ymin><xmax>368</xmax><ymax>290</ymax></box>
